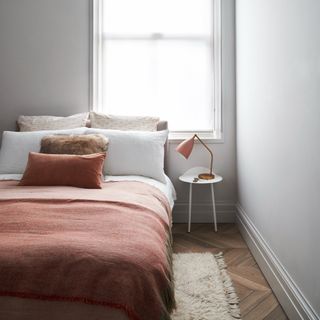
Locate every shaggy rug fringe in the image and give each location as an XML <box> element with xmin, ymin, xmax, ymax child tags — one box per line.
<box><xmin>172</xmin><ymin>252</ymin><xmax>241</xmax><ymax>320</ymax></box>
<box><xmin>214</xmin><ymin>252</ymin><xmax>241</xmax><ymax>319</ymax></box>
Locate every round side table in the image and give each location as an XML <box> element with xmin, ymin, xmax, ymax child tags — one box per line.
<box><xmin>179</xmin><ymin>167</ymin><xmax>223</xmax><ymax>233</ymax></box>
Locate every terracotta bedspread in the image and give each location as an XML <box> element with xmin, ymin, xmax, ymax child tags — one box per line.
<box><xmin>0</xmin><ymin>181</ymin><xmax>175</xmax><ymax>320</ymax></box>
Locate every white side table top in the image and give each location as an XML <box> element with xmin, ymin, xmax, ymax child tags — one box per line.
<box><xmin>179</xmin><ymin>167</ymin><xmax>223</xmax><ymax>184</ymax></box>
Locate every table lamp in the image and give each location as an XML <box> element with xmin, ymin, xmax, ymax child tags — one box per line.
<box><xmin>176</xmin><ymin>134</ymin><xmax>215</xmax><ymax>180</ymax></box>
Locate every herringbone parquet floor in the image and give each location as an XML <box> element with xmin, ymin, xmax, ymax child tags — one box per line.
<box><xmin>172</xmin><ymin>223</ymin><xmax>288</xmax><ymax>320</ymax></box>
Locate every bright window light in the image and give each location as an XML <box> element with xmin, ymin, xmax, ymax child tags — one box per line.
<box><xmin>93</xmin><ymin>0</ymin><xmax>221</xmax><ymax>135</ymax></box>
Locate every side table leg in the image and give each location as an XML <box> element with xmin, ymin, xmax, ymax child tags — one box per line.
<box><xmin>210</xmin><ymin>184</ymin><xmax>217</xmax><ymax>232</ymax></box>
<box><xmin>188</xmin><ymin>184</ymin><xmax>192</xmax><ymax>233</ymax></box>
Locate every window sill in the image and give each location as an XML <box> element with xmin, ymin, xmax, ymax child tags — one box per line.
<box><xmin>168</xmin><ymin>131</ymin><xmax>224</xmax><ymax>144</ymax></box>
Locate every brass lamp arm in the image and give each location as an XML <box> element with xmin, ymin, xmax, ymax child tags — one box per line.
<box><xmin>194</xmin><ymin>134</ymin><xmax>213</xmax><ymax>175</ymax></box>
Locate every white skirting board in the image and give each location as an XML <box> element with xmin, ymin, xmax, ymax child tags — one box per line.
<box><xmin>236</xmin><ymin>203</ymin><xmax>319</xmax><ymax>320</ymax></box>
<box><xmin>173</xmin><ymin>201</ymin><xmax>236</xmax><ymax>223</ymax></box>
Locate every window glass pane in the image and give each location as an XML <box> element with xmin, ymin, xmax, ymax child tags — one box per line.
<box><xmin>102</xmin><ymin>40</ymin><xmax>213</xmax><ymax>131</ymax></box>
<box><xmin>157</xmin><ymin>41</ymin><xmax>213</xmax><ymax>131</ymax></box>
<box><xmin>102</xmin><ymin>41</ymin><xmax>156</xmax><ymax>117</ymax></box>
<box><xmin>103</xmin><ymin>0</ymin><xmax>212</xmax><ymax>36</ymax></box>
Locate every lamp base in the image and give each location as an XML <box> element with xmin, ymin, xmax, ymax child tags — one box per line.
<box><xmin>198</xmin><ymin>173</ymin><xmax>215</xmax><ymax>180</ymax></box>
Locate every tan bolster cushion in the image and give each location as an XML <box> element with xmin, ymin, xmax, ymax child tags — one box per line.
<box><xmin>90</xmin><ymin>112</ymin><xmax>160</xmax><ymax>131</ymax></box>
<box><xmin>17</xmin><ymin>113</ymin><xmax>89</xmax><ymax>132</ymax></box>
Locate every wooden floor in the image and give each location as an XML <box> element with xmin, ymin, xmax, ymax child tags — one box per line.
<box><xmin>172</xmin><ymin>223</ymin><xmax>288</xmax><ymax>320</ymax></box>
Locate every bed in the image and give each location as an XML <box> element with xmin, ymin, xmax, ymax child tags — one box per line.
<box><xmin>0</xmin><ymin>119</ymin><xmax>176</xmax><ymax>320</ymax></box>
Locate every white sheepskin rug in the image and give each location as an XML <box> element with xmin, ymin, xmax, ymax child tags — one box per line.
<box><xmin>172</xmin><ymin>252</ymin><xmax>241</xmax><ymax>320</ymax></box>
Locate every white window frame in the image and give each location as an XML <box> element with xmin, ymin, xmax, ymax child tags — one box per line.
<box><xmin>90</xmin><ymin>0</ymin><xmax>222</xmax><ymax>141</ymax></box>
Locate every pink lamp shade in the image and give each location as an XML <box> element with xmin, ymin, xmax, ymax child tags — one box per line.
<box><xmin>176</xmin><ymin>134</ymin><xmax>215</xmax><ymax>180</ymax></box>
<box><xmin>176</xmin><ymin>135</ymin><xmax>195</xmax><ymax>159</ymax></box>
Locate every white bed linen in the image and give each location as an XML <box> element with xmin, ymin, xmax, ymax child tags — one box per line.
<box><xmin>0</xmin><ymin>174</ymin><xmax>23</xmax><ymax>180</ymax></box>
<box><xmin>86</xmin><ymin>128</ymin><xmax>168</xmax><ymax>183</ymax></box>
<box><xmin>0</xmin><ymin>174</ymin><xmax>176</xmax><ymax>209</ymax></box>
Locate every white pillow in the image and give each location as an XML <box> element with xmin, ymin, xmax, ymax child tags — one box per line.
<box><xmin>86</xmin><ymin>128</ymin><xmax>168</xmax><ymax>183</ymax></box>
<box><xmin>0</xmin><ymin>128</ymin><xmax>87</xmax><ymax>174</ymax></box>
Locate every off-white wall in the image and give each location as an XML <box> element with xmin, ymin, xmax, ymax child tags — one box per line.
<box><xmin>0</xmin><ymin>0</ymin><xmax>236</xmax><ymax>223</ymax></box>
<box><xmin>236</xmin><ymin>0</ymin><xmax>320</xmax><ymax>315</ymax></box>
<box><xmin>0</xmin><ymin>0</ymin><xmax>90</xmax><ymax>134</ymax></box>
<box><xmin>171</xmin><ymin>0</ymin><xmax>237</xmax><ymax>222</ymax></box>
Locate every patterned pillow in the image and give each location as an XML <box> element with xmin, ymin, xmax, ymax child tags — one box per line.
<box><xmin>90</xmin><ymin>112</ymin><xmax>160</xmax><ymax>131</ymax></box>
<box><xmin>17</xmin><ymin>113</ymin><xmax>89</xmax><ymax>131</ymax></box>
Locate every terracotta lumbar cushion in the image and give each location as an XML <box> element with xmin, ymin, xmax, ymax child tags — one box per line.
<box><xmin>40</xmin><ymin>134</ymin><xmax>108</xmax><ymax>155</ymax></box>
<box><xmin>19</xmin><ymin>152</ymin><xmax>106</xmax><ymax>189</ymax></box>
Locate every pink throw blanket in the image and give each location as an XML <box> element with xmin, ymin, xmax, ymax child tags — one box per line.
<box><xmin>0</xmin><ymin>181</ymin><xmax>174</xmax><ymax>320</ymax></box>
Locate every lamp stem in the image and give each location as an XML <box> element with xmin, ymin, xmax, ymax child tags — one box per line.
<box><xmin>194</xmin><ymin>134</ymin><xmax>213</xmax><ymax>175</ymax></box>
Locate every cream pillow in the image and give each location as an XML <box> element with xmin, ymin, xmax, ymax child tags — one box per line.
<box><xmin>17</xmin><ymin>113</ymin><xmax>89</xmax><ymax>131</ymax></box>
<box><xmin>90</xmin><ymin>112</ymin><xmax>159</xmax><ymax>131</ymax></box>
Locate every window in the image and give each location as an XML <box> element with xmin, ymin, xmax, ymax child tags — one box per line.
<box><xmin>92</xmin><ymin>0</ymin><xmax>221</xmax><ymax>138</ymax></box>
